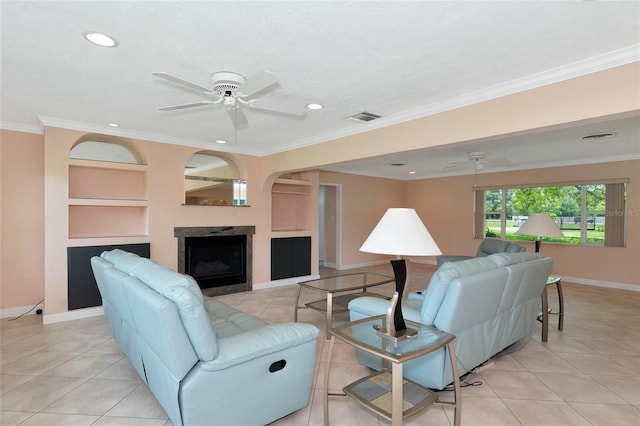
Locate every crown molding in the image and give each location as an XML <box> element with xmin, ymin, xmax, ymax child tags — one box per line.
<box><xmin>37</xmin><ymin>116</ymin><xmax>266</xmax><ymax>156</ymax></box>
<box><xmin>0</xmin><ymin>121</ymin><xmax>43</xmax><ymax>134</ymax></box>
<box><xmin>261</xmin><ymin>45</ymin><xmax>640</xmax><ymax>156</ymax></box>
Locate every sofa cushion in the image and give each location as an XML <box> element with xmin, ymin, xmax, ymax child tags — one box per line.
<box><xmin>132</xmin><ymin>261</ymin><xmax>204</xmax><ymax>303</ymax></box>
<box><xmin>113</xmin><ymin>254</ymin><xmax>151</xmax><ymax>275</ymax></box>
<box><xmin>420</xmin><ymin>257</ymin><xmax>497</xmax><ymax>323</ymax></box>
<box><xmin>101</xmin><ymin>248</ymin><xmax>133</xmax><ymax>263</ymax></box>
<box><xmin>164</xmin><ymin>285</ymin><xmax>218</xmax><ymax>361</ymax></box>
<box><xmin>489</xmin><ymin>252</ymin><xmax>540</xmax><ymax>267</ymax></box>
<box><xmin>204</xmin><ymin>298</ymin><xmax>267</xmax><ymax>338</ymax></box>
<box><xmin>505</xmin><ymin>242</ymin><xmax>526</xmax><ymax>253</ymax></box>
<box><xmin>476</xmin><ymin>238</ymin><xmax>510</xmax><ymax>256</ymax></box>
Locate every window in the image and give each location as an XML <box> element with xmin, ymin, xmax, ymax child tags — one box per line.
<box><xmin>475</xmin><ymin>181</ymin><xmax>627</xmax><ymax>247</ymax></box>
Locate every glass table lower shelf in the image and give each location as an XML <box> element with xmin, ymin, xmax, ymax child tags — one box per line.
<box><xmin>343</xmin><ymin>370</ymin><xmax>439</xmax><ymax>421</ymax></box>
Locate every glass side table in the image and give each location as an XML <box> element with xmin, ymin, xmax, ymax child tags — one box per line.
<box><xmin>324</xmin><ymin>315</ymin><xmax>461</xmax><ymax>426</ymax></box>
<box><xmin>295</xmin><ymin>273</ymin><xmax>393</xmax><ymax>338</ymax></box>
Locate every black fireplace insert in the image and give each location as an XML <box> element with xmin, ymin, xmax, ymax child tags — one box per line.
<box><xmin>185</xmin><ymin>235</ymin><xmax>246</xmax><ymax>289</ymax></box>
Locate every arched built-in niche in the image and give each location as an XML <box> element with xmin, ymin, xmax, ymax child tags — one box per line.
<box><xmin>70</xmin><ymin>135</ymin><xmax>144</xmax><ymax>165</ymax></box>
<box><xmin>68</xmin><ymin>136</ymin><xmax>148</xmax><ymax>239</ymax></box>
<box><xmin>184</xmin><ymin>151</ymin><xmax>247</xmax><ymax>206</ymax></box>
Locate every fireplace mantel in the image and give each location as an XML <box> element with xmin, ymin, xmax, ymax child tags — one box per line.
<box><xmin>175</xmin><ymin>226</ymin><xmax>255</xmax><ymax>296</ymax></box>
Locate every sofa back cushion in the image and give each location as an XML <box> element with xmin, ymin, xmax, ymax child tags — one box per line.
<box><xmin>476</xmin><ymin>238</ymin><xmax>510</xmax><ymax>257</ymax></box>
<box><xmin>505</xmin><ymin>242</ymin><xmax>526</xmax><ymax>253</ymax></box>
<box><xmin>122</xmin><ymin>275</ymin><xmax>198</xmax><ymax>380</ymax></box>
<box><xmin>420</xmin><ymin>257</ymin><xmax>497</xmax><ymax>324</ymax></box>
<box><xmin>164</xmin><ymin>286</ymin><xmax>218</xmax><ymax>361</ymax></box>
<box><xmin>132</xmin><ymin>261</ymin><xmax>204</xmax><ymax>302</ymax></box>
<box><xmin>101</xmin><ymin>248</ymin><xmax>131</xmax><ymax>263</ymax></box>
<box><xmin>131</xmin><ymin>261</ymin><xmax>217</xmax><ymax>361</ymax></box>
<box><xmin>434</xmin><ymin>267</ymin><xmax>508</xmax><ymax>333</ymax></box>
<box><xmin>489</xmin><ymin>252</ymin><xmax>540</xmax><ymax>267</ymax></box>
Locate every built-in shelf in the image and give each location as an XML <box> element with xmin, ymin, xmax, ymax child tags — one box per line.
<box><xmin>271</xmin><ymin>175</ymin><xmax>313</xmax><ymax>232</ymax></box>
<box><xmin>68</xmin><ymin>155</ymin><xmax>148</xmax><ymax>239</ymax></box>
<box><xmin>67</xmin><ymin>235</ymin><xmax>150</xmax><ymax>247</ymax></box>
<box><xmin>68</xmin><ymin>198</ymin><xmax>148</xmax><ymax>206</ymax></box>
<box><xmin>69</xmin><ymin>205</ymin><xmax>148</xmax><ymax>239</ymax></box>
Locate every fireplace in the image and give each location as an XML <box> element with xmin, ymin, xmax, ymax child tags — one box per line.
<box><xmin>175</xmin><ymin>226</ymin><xmax>255</xmax><ymax>296</ymax></box>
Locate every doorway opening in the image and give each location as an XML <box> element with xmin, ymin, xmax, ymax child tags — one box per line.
<box><xmin>319</xmin><ymin>184</ymin><xmax>342</xmax><ymax>270</ymax></box>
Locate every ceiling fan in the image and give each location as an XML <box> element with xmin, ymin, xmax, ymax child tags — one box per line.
<box><xmin>153</xmin><ymin>70</ymin><xmax>306</xmax><ymax>127</ymax></box>
<box><xmin>443</xmin><ymin>152</ymin><xmax>514</xmax><ymax>171</ymax></box>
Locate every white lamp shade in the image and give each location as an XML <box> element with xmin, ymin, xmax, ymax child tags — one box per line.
<box><xmin>515</xmin><ymin>213</ymin><xmax>565</xmax><ymax>238</ymax></box>
<box><xmin>360</xmin><ymin>208</ymin><xmax>442</xmax><ymax>256</ymax></box>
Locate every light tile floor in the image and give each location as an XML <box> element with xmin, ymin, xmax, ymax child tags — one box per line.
<box><xmin>1</xmin><ymin>263</ymin><xmax>639</xmax><ymax>425</ymax></box>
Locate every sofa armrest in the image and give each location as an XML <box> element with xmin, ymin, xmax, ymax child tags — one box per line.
<box><xmin>407</xmin><ymin>291</ymin><xmax>425</xmax><ymax>301</ymax></box>
<box><xmin>349</xmin><ymin>296</ymin><xmax>424</xmax><ymax>325</ymax></box>
<box><xmin>198</xmin><ymin>322</ymin><xmax>319</xmax><ymax>371</ymax></box>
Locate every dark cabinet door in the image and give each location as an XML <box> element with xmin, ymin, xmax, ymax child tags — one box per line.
<box><xmin>67</xmin><ymin>243</ymin><xmax>150</xmax><ymax>310</ymax></box>
<box><xmin>271</xmin><ymin>237</ymin><xmax>311</xmax><ymax>280</ymax></box>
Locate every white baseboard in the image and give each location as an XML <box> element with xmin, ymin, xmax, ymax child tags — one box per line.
<box><xmin>337</xmin><ymin>260</ymin><xmax>390</xmax><ymax>270</ymax></box>
<box><xmin>43</xmin><ymin>306</ymin><xmax>104</xmax><ymax>325</ymax></box>
<box><xmin>253</xmin><ymin>274</ymin><xmax>321</xmax><ymax>290</ymax></box>
<box><xmin>338</xmin><ymin>258</ymin><xmax>438</xmax><ymax>271</ymax></box>
<box><xmin>559</xmin><ymin>275</ymin><xmax>639</xmax><ymax>292</ymax></box>
<box><xmin>0</xmin><ymin>302</ymin><xmax>45</xmax><ymax>319</ymax></box>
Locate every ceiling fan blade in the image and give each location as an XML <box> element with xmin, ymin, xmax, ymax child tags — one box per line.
<box><xmin>248</xmin><ymin>99</ymin><xmax>306</xmax><ymax>116</ymax></box>
<box><xmin>485</xmin><ymin>157</ymin><xmax>514</xmax><ymax>166</ymax></box>
<box><xmin>158</xmin><ymin>101</ymin><xmax>213</xmax><ymax>111</ymax></box>
<box><xmin>153</xmin><ymin>72</ymin><xmax>213</xmax><ymax>94</ymax></box>
<box><xmin>227</xmin><ymin>107</ymin><xmax>248</xmax><ymax>127</ymax></box>
<box><xmin>442</xmin><ymin>161</ymin><xmax>469</xmax><ymax>170</ymax></box>
<box><xmin>236</xmin><ymin>70</ymin><xmax>278</xmax><ymax>97</ymax></box>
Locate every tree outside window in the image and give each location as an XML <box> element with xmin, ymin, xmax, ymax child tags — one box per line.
<box><xmin>480</xmin><ymin>182</ymin><xmax>626</xmax><ymax>247</ymax></box>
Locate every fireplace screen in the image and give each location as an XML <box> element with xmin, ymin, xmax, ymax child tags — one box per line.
<box><xmin>185</xmin><ymin>235</ymin><xmax>246</xmax><ymax>289</ymax></box>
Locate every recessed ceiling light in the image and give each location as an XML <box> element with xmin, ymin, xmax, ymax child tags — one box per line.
<box><xmin>306</xmin><ymin>103</ymin><xmax>324</xmax><ymax>110</ymax></box>
<box><xmin>83</xmin><ymin>32</ymin><xmax>119</xmax><ymax>47</ymax></box>
<box><xmin>215</xmin><ymin>140</ymin><xmax>227</xmax><ymax>144</ymax></box>
<box><xmin>409</xmin><ymin>171</ymin><xmax>416</xmax><ymax>175</ymax></box>
<box><xmin>108</xmin><ymin>123</ymin><xmax>118</xmax><ymax>127</ymax></box>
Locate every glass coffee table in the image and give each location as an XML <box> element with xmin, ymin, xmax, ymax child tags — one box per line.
<box><xmin>324</xmin><ymin>315</ymin><xmax>461</xmax><ymax>426</ymax></box>
<box><xmin>294</xmin><ymin>272</ymin><xmax>393</xmax><ymax>337</ymax></box>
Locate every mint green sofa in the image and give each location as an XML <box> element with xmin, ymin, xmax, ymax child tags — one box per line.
<box><xmin>91</xmin><ymin>249</ymin><xmax>319</xmax><ymax>426</ymax></box>
<box><xmin>437</xmin><ymin>237</ymin><xmax>525</xmax><ymax>266</ymax></box>
<box><xmin>349</xmin><ymin>252</ymin><xmax>552</xmax><ymax>390</ymax></box>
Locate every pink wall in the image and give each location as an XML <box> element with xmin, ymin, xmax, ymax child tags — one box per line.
<box><xmin>319</xmin><ymin>171</ymin><xmax>405</xmax><ymax>266</ymax></box>
<box><xmin>1</xmin><ymin>130</ymin><xmax>45</xmax><ymax>310</ymax></box>
<box><xmin>1</xmin><ymin>130</ymin><xmax>638</xmax><ymax>316</ymax></box>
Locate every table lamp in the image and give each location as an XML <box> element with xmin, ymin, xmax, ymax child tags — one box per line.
<box><xmin>515</xmin><ymin>213</ymin><xmax>565</xmax><ymax>252</ymax></box>
<box><xmin>360</xmin><ymin>208</ymin><xmax>441</xmax><ymax>342</ymax></box>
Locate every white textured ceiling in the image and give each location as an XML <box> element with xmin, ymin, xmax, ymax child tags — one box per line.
<box><xmin>1</xmin><ymin>1</ymin><xmax>639</xmax><ymax>179</ymax></box>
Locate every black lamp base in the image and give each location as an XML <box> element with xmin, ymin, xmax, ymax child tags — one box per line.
<box><xmin>376</xmin><ymin>259</ymin><xmax>418</xmax><ymax>342</ymax></box>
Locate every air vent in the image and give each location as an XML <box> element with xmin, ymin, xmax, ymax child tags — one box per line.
<box><xmin>581</xmin><ymin>132</ymin><xmax>616</xmax><ymax>140</ymax></box>
<box><xmin>346</xmin><ymin>112</ymin><xmax>381</xmax><ymax>122</ymax></box>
